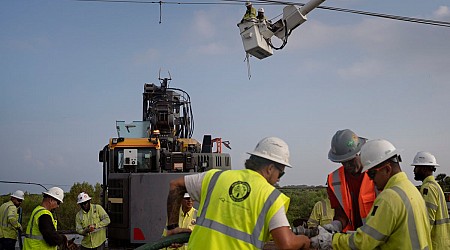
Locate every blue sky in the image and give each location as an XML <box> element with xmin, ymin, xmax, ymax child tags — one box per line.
<box><xmin>1</xmin><ymin>0</ymin><xmax>450</xmax><ymax>194</ymax></box>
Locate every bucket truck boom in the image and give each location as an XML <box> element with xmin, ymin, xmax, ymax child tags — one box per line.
<box><xmin>238</xmin><ymin>0</ymin><xmax>325</xmax><ymax>59</ymax></box>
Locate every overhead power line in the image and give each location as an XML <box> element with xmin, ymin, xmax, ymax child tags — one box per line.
<box><xmin>75</xmin><ymin>0</ymin><xmax>450</xmax><ymax>28</ymax></box>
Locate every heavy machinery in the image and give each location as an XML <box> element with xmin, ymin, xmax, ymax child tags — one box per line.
<box><xmin>238</xmin><ymin>0</ymin><xmax>325</xmax><ymax>59</ymax></box>
<box><xmin>98</xmin><ymin>75</ymin><xmax>231</xmax><ymax>248</ymax></box>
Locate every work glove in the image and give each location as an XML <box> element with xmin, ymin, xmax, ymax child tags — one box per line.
<box><xmin>310</xmin><ymin>226</ymin><xmax>333</xmax><ymax>250</ymax></box>
<box><xmin>82</xmin><ymin>225</ymin><xmax>94</xmax><ymax>235</ymax></box>
<box><xmin>323</xmin><ymin>220</ymin><xmax>342</xmax><ymax>233</ymax></box>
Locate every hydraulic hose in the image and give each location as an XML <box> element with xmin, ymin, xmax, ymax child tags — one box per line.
<box><xmin>134</xmin><ymin>232</ymin><xmax>191</xmax><ymax>250</ymax></box>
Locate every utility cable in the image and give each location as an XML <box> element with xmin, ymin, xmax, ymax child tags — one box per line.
<box><xmin>75</xmin><ymin>0</ymin><xmax>450</xmax><ymax>28</ymax></box>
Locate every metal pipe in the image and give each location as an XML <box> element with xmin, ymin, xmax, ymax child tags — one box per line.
<box><xmin>299</xmin><ymin>0</ymin><xmax>326</xmax><ymax>16</ymax></box>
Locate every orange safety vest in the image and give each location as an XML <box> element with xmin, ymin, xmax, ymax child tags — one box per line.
<box><xmin>327</xmin><ymin>166</ymin><xmax>377</xmax><ymax>232</ymax></box>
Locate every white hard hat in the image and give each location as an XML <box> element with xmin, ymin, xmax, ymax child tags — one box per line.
<box><xmin>43</xmin><ymin>187</ymin><xmax>64</xmax><ymax>203</ymax></box>
<box><xmin>328</xmin><ymin>129</ymin><xmax>367</xmax><ymax>163</ymax></box>
<box><xmin>258</xmin><ymin>8</ymin><xmax>264</xmax><ymax>12</ymax></box>
<box><xmin>361</xmin><ymin>139</ymin><xmax>402</xmax><ymax>172</ymax></box>
<box><xmin>77</xmin><ymin>192</ymin><xmax>92</xmax><ymax>204</ymax></box>
<box><xmin>247</xmin><ymin>137</ymin><xmax>292</xmax><ymax>167</ymax></box>
<box><xmin>11</xmin><ymin>190</ymin><xmax>25</xmax><ymax>200</ymax></box>
<box><xmin>183</xmin><ymin>193</ymin><xmax>190</xmax><ymax>198</ymax></box>
<box><xmin>245</xmin><ymin>1</ymin><xmax>252</xmax><ymax>7</ymax></box>
<box><xmin>411</xmin><ymin>151</ymin><xmax>439</xmax><ymax>167</ymax></box>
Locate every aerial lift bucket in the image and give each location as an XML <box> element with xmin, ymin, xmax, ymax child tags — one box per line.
<box><xmin>238</xmin><ymin>21</ymin><xmax>273</xmax><ymax>59</ymax></box>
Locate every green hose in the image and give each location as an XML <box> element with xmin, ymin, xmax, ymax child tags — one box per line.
<box><xmin>135</xmin><ymin>232</ymin><xmax>191</xmax><ymax>250</ymax></box>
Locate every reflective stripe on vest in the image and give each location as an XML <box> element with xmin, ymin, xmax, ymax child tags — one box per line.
<box><xmin>329</xmin><ymin>168</ymin><xmax>353</xmax><ymax>230</ymax></box>
<box><xmin>196</xmin><ymin>170</ymin><xmax>281</xmax><ymax>249</ymax></box>
<box><xmin>350</xmin><ymin>186</ymin><xmax>427</xmax><ymax>250</ymax></box>
<box><xmin>1</xmin><ymin>204</ymin><xmax>15</xmax><ymax>227</ymax></box>
<box><xmin>328</xmin><ymin>167</ymin><xmax>376</xmax><ymax>231</ymax></box>
<box><xmin>78</xmin><ymin>204</ymin><xmax>106</xmax><ymax>233</ymax></box>
<box><xmin>321</xmin><ymin>200</ymin><xmax>328</xmax><ymax>217</ymax></box>
<box><xmin>25</xmin><ymin>208</ymin><xmax>46</xmax><ymax>240</ymax></box>
<box><xmin>423</xmin><ymin>180</ymin><xmax>450</xmax><ymax>226</ymax></box>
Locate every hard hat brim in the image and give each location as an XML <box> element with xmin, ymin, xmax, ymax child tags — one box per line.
<box><xmin>247</xmin><ymin>151</ymin><xmax>292</xmax><ymax>168</ymax></box>
<box><xmin>77</xmin><ymin>197</ymin><xmax>92</xmax><ymax>204</ymax></box>
<box><xmin>43</xmin><ymin>191</ymin><xmax>64</xmax><ymax>203</ymax></box>
<box><xmin>361</xmin><ymin>148</ymin><xmax>403</xmax><ymax>172</ymax></box>
<box><xmin>411</xmin><ymin>163</ymin><xmax>440</xmax><ymax>167</ymax></box>
<box><xmin>11</xmin><ymin>195</ymin><xmax>24</xmax><ymax>200</ymax></box>
<box><xmin>328</xmin><ymin>136</ymin><xmax>367</xmax><ymax>163</ymax></box>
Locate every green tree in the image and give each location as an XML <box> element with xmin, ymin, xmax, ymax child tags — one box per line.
<box><xmin>279</xmin><ymin>187</ymin><xmax>328</xmax><ymax>225</ymax></box>
<box><xmin>436</xmin><ymin>173</ymin><xmax>450</xmax><ymax>192</ymax></box>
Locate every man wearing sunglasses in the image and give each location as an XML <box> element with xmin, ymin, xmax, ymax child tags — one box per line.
<box><xmin>325</xmin><ymin>129</ymin><xmax>377</xmax><ymax>233</ymax></box>
<box><xmin>162</xmin><ymin>193</ymin><xmax>197</xmax><ymax>250</ymax></box>
<box><xmin>411</xmin><ymin>151</ymin><xmax>450</xmax><ymax>249</ymax></box>
<box><xmin>75</xmin><ymin>192</ymin><xmax>110</xmax><ymax>250</ymax></box>
<box><xmin>165</xmin><ymin>137</ymin><xmax>310</xmax><ymax>249</ymax></box>
<box><xmin>331</xmin><ymin>139</ymin><xmax>432</xmax><ymax>249</ymax></box>
<box><xmin>23</xmin><ymin>187</ymin><xmax>68</xmax><ymax>250</ymax></box>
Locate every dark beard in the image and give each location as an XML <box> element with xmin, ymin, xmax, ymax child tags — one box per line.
<box><xmin>414</xmin><ymin>172</ymin><xmax>425</xmax><ymax>181</ymax></box>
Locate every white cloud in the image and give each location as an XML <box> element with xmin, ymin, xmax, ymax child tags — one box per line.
<box><xmin>188</xmin><ymin>42</ymin><xmax>229</xmax><ymax>56</ymax></box>
<box><xmin>337</xmin><ymin>59</ymin><xmax>383</xmax><ymax>79</ymax></box>
<box><xmin>433</xmin><ymin>6</ymin><xmax>450</xmax><ymax>19</ymax></box>
<box><xmin>132</xmin><ymin>48</ymin><xmax>160</xmax><ymax>65</ymax></box>
<box><xmin>24</xmin><ymin>149</ymin><xmax>45</xmax><ymax>168</ymax></box>
<box><xmin>191</xmin><ymin>10</ymin><xmax>216</xmax><ymax>40</ymax></box>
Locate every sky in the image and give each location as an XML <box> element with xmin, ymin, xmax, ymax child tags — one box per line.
<box><xmin>1</xmin><ymin>0</ymin><xmax>450</xmax><ymax>195</ymax></box>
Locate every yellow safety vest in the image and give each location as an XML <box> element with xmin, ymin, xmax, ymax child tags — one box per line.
<box><xmin>332</xmin><ymin>172</ymin><xmax>432</xmax><ymax>250</ymax></box>
<box><xmin>307</xmin><ymin>199</ymin><xmax>335</xmax><ymax>227</ymax></box>
<box><xmin>23</xmin><ymin>206</ymin><xmax>58</xmax><ymax>250</ymax></box>
<box><xmin>75</xmin><ymin>204</ymin><xmax>110</xmax><ymax>248</ymax></box>
<box><xmin>0</xmin><ymin>201</ymin><xmax>21</xmax><ymax>239</ymax></box>
<box><xmin>188</xmin><ymin>169</ymin><xmax>290</xmax><ymax>250</ymax></box>
<box><xmin>242</xmin><ymin>7</ymin><xmax>257</xmax><ymax>22</ymax></box>
<box><xmin>421</xmin><ymin>175</ymin><xmax>450</xmax><ymax>249</ymax></box>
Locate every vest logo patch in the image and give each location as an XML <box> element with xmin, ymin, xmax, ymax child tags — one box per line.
<box><xmin>229</xmin><ymin>181</ymin><xmax>251</xmax><ymax>202</ymax></box>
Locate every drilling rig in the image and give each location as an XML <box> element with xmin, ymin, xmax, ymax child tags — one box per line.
<box><xmin>99</xmin><ymin>75</ymin><xmax>231</xmax><ymax>248</ymax></box>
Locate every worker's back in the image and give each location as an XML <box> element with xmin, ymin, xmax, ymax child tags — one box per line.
<box><xmin>188</xmin><ymin>169</ymin><xmax>289</xmax><ymax>249</ymax></box>
<box><xmin>420</xmin><ymin>176</ymin><xmax>450</xmax><ymax>249</ymax></box>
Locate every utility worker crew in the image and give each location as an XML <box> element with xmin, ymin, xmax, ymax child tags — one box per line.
<box><xmin>240</xmin><ymin>1</ymin><xmax>257</xmax><ymax>23</ymax></box>
<box><xmin>75</xmin><ymin>192</ymin><xmax>110</xmax><ymax>250</ymax></box>
<box><xmin>412</xmin><ymin>151</ymin><xmax>450</xmax><ymax>249</ymax></box>
<box><xmin>23</xmin><ymin>186</ymin><xmax>67</xmax><ymax>250</ymax></box>
<box><xmin>325</xmin><ymin>129</ymin><xmax>377</xmax><ymax>232</ymax></box>
<box><xmin>162</xmin><ymin>193</ymin><xmax>197</xmax><ymax>250</ymax></box>
<box><xmin>165</xmin><ymin>137</ymin><xmax>310</xmax><ymax>250</ymax></box>
<box><xmin>329</xmin><ymin>139</ymin><xmax>432</xmax><ymax>249</ymax></box>
<box><xmin>0</xmin><ymin>190</ymin><xmax>24</xmax><ymax>250</ymax></box>
<box><xmin>307</xmin><ymin>197</ymin><xmax>334</xmax><ymax>228</ymax></box>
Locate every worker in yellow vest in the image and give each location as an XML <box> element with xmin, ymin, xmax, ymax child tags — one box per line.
<box><xmin>23</xmin><ymin>187</ymin><xmax>67</xmax><ymax>250</ymax></box>
<box><xmin>75</xmin><ymin>192</ymin><xmax>110</xmax><ymax>250</ymax></box>
<box><xmin>165</xmin><ymin>137</ymin><xmax>310</xmax><ymax>250</ymax></box>
<box><xmin>312</xmin><ymin>139</ymin><xmax>432</xmax><ymax>249</ymax></box>
<box><xmin>412</xmin><ymin>151</ymin><xmax>450</xmax><ymax>249</ymax></box>
<box><xmin>307</xmin><ymin>198</ymin><xmax>334</xmax><ymax>228</ymax></box>
<box><xmin>0</xmin><ymin>190</ymin><xmax>24</xmax><ymax>250</ymax></box>
<box><xmin>162</xmin><ymin>193</ymin><xmax>197</xmax><ymax>250</ymax></box>
<box><xmin>240</xmin><ymin>1</ymin><xmax>257</xmax><ymax>23</ymax></box>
